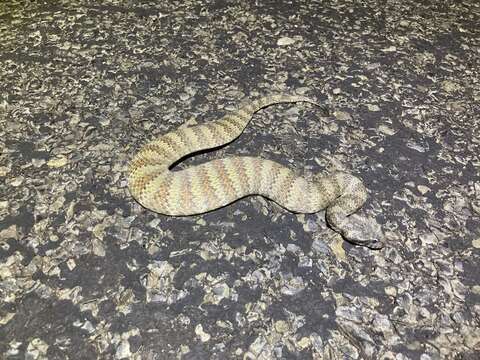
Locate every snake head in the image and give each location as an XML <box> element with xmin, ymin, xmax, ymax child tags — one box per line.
<box><xmin>338</xmin><ymin>214</ymin><xmax>384</xmax><ymax>250</ymax></box>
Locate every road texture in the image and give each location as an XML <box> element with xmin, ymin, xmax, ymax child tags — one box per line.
<box><xmin>0</xmin><ymin>1</ymin><xmax>479</xmax><ymax>359</ymax></box>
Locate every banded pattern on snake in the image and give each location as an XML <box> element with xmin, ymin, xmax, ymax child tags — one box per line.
<box><xmin>128</xmin><ymin>94</ymin><xmax>383</xmax><ymax>249</ymax></box>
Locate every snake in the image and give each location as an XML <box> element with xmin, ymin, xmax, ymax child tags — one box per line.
<box><xmin>127</xmin><ymin>94</ymin><xmax>383</xmax><ymax>249</ymax></box>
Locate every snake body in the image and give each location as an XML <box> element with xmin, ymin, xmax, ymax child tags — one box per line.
<box><xmin>128</xmin><ymin>94</ymin><xmax>382</xmax><ymax>249</ymax></box>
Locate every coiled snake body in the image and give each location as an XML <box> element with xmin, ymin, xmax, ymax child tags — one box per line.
<box><xmin>128</xmin><ymin>95</ymin><xmax>383</xmax><ymax>249</ymax></box>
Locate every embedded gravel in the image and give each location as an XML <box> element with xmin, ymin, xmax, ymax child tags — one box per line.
<box><xmin>0</xmin><ymin>1</ymin><xmax>479</xmax><ymax>359</ymax></box>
